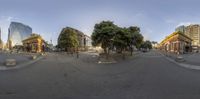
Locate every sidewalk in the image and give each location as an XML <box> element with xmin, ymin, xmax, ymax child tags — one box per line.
<box><xmin>159</xmin><ymin>50</ymin><xmax>200</xmax><ymax>70</ymax></box>
<box><xmin>182</xmin><ymin>53</ymin><xmax>200</xmax><ymax>66</ymax></box>
<box><xmin>0</xmin><ymin>52</ymin><xmax>44</xmax><ymax>70</ymax></box>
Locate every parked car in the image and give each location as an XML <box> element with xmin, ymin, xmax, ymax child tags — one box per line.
<box><xmin>141</xmin><ymin>48</ymin><xmax>148</xmax><ymax>52</ymax></box>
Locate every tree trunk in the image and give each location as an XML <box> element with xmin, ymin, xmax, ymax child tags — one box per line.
<box><xmin>107</xmin><ymin>48</ymin><xmax>110</xmax><ymax>59</ymax></box>
<box><xmin>130</xmin><ymin>47</ymin><xmax>133</xmax><ymax>56</ymax></box>
<box><xmin>120</xmin><ymin>48</ymin><xmax>124</xmax><ymax>60</ymax></box>
<box><xmin>103</xmin><ymin>48</ymin><xmax>107</xmax><ymax>59</ymax></box>
<box><xmin>122</xmin><ymin>49</ymin><xmax>125</xmax><ymax>60</ymax></box>
<box><xmin>104</xmin><ymin>48</ymin><xmax>107</xmax><ymax>54</ymax></box>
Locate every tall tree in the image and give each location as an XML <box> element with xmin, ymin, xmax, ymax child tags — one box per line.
<box><xmin>113</xmin><ymin>27</ymin><xmax>130</xmax><ymax>53</ymax></box>
<box><xmin>141</xmin><ymin>40</ymin><xmax>152</xmax><ymax>49</ymax></box>
<box><xmin>57</xmin><ymin>27</ymin><xmax>79</xmax><ymax>52</ymax></box>
<box><xmin>113</xmin><ymin>27</ymin><xmax>131</xmax><ymax>59</ymax></box>
<box><xmin>92</xmin><ymin>21</ymin><xmax>145</xmax><ymax>59</ymax></box>
<box><xmin>128</xmin><ymin>26</ymin><xmax>143</xmax><ymax>55</ymax></box>
<box><xmin>91</xmin><ymin>21</ymin><xmax>117</xmax><ymax>55</ymax></box>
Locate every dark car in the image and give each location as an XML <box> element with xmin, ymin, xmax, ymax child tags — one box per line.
<box><xmin>141</xmin><ymin>48</ymin><xmax>148</xmax><ymax>52</ymax></box>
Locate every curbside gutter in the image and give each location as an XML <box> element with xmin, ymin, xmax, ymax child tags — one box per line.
<box><xmin>0</xmin><ymin>56</ymin><xmax>44</xmax><ymax>71</ymax></box>
<box><xmin>159</xmin><ymin>52</ymin><xmax>200</xmax><ymax>70</ymax></box>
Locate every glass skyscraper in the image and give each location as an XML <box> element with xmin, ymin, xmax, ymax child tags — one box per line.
<box><xmin>7</xmin><ymin>22</ymin><xmax>32</xmax><ymax>48</ymax></box>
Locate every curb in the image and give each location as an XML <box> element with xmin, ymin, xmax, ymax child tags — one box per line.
<box><xmin>158</xmin><ymin>51</ymin><xmax>200</xmax><ymax>70</ymax></box>
<box><xmin>0</xmin><ymin>56</ymin><xmax>44</xmax><ymax>71</ymax></box>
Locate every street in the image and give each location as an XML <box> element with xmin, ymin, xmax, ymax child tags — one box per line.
<box><xmin>0</xmin><ymin>50</ymin><xmax>200</xmax><ymax>99</ymax></box>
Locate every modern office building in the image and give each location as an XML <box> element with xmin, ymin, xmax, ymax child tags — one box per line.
<box><xmin>7</xmin><ymin>22</ymin><xmax>32</xmax><ymax>49</ymax></box>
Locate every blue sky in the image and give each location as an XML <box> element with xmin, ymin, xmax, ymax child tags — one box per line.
<box><xmin>1</xmin><ymin>0</ymin><xmax>200</xmax><ymax>45</ymax></box>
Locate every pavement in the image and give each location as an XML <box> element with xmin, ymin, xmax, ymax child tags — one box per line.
<box><xmin>159</xmin><ymin>50</ymin><xmax>200</xmax><ymax>70</ymax></box>
<box><xmin>1</xmin><ymin>51</ymin><xmax>200</xmax><ymax>99</ymax></box>
<box><xmin>179</xmin><ymin>53</ymin><xmax>200</xmax><ymax>65</ymax></box>
<box><xmin>0</xmin><ymin>51</ymin><xmax>44</xmax><ymax>70</ymax></box>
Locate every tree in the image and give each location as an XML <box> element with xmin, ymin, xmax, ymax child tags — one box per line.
<box><xmin>113</xmin><ymin>27</ymin><xmax>131</xmax><ymax>59</ymax></box>
<box><xmin>91</xmin><ymin>21</ymin><xmax>117</xmax><ymax>55</ymax></box>
<box><xmin>113</xmin><ymin>27</ymin><xmax>130</xmax><ymax>53</ymax></box>
<box><xmin>57</xmin><ymin>27</ymin><xmax>79</xmax><ymax>52</ymax></box>
<box><xmin>92</xmin><ymin>21</ymin><xmax>145</xmax><ymax>59</ymax></box>
<box><xmin>141</xmin><ymin>40</ymin><xmax>152</xmax><ymax>49</ymax></box>
<box><xmin>128</xmin><ymin>26</ymin><xmax>143</xmax><ymax>55</ymax></box>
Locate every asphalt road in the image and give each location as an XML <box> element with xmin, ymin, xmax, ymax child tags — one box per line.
<box><xmin>0</xmin><ymin>50</ymin><xmax>200</xmax><ymax>99</ymax></box>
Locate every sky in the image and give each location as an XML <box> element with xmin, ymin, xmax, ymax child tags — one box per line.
<box><xmin>1</xmin><ymin>0</ymin><xmax>200</xmax><ymax>45</ymax></box>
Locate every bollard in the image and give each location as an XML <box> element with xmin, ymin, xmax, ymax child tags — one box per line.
<box><xmin>32</xmin><ymin>55</ymin><xmax>37</xmax><ymax>60</ymax></box>
<box><xmin>5</xmin><ymin>59</ymin><xmax>16</xmax><ymax>66</ymax></box>
<box><xmin>175</xmin><ymin>56</ymin><xmax>185</xmax><ymax>62</ymax></box>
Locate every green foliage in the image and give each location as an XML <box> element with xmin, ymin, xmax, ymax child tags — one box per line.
<box><xmin>141</xmin><ymin>40</ymin><xmax>152</xmax><ymax>49</ymax></box>
<box><xmin>113</xmin><ymin>27</ymin><xmax>130</xmax><ymax>53</ymax></box>
<box><xmin>57</xmin><ymin>27</ymin><xmax>79</xmax><ymax>51</ymax></box>
<box><xmin>91</xmin><ymin>20</ymin><xmax>145</xmax><ymax>55</ymax></box>
<box><xmin>128</xmin><ymin>26</ymin><xmax>143</xmax><ymax>48</ymax></box>
<box><xmin>91</xmin><ymin>21</ymin><xmax>117</xmax><ymax>53</ymax></box>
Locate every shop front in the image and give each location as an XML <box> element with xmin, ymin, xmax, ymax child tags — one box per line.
<box><xmin>22</xmin><ymin>34</ymin><xmax>45</xmax><ymax>53</ymax></box>
<box><xmin>159</xmin><ymin>31</ymin><xmax>192</xmax><ymax>54</ymax></box>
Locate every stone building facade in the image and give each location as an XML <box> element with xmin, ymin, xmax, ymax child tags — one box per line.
<box><xmin>176</xmin><ymin>24</ymin><xmax>200</xmax><ymax>48</ymax></box>
<box><xmin>159</xmin><ymin>31</ymin><xmax>192</xmax><ymax>54</ymax></box>
<box><xmin>22</xmin><ymin>33</ymin><xmax>45</xmax><ymax>53</ymax></box>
